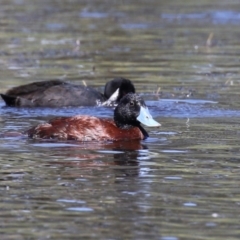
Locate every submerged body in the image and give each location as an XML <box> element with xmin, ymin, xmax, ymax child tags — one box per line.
<box><xmin>27</xmin><ymin>93</ymin><xmax>160</xmax><ymax>142</ymax></box>
<box><xmin>27</xmin><ymin>115</ymin><xmax>144</xmax><ymax>141</ymax></box>
<box><xmin>1</xmin><ymin>77</ymin><xmax>135</xmax><ymax>107</ymax></box>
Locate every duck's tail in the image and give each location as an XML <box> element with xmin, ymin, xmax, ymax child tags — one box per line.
<box><xmin>0</xmin><ymin>94</ymin><xmax>17</xmax><ymax>106</ymax></box>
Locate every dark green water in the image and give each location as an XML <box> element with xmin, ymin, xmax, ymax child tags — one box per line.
<box><xmin>1</xmin><ymin>0</ymin><xmax>240</xmax><ymax>239</ymax></box>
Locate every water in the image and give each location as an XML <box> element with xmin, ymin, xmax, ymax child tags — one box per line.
<box><xmin>1</xmin><ymin>0</ymin><xmax>240</xmax><ymax>239</ymax></box>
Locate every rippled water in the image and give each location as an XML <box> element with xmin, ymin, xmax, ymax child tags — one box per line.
<box><xmin>1</xmin><ymin>0</ymin><xmax>240</xmax><ymax>239</ymax></box>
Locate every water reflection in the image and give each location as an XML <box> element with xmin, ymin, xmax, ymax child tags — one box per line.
<box><xmin>33</xmin><ymin>140</ymin><xmax>147</xmax><ymax>167</ymax></box>
<box><xmin>161</xmin><ymin>10</ymin><xmax>240</xmax><ymax>24</ymax></box>
<box><xmin>3</xmin><ymin>95</ymin><xmax>240</xmax><ymax>121</ymax></box>
<box><xmin>79</xmin><ymin>10</ymin><xmax>109</xmax><ymax>19</ymax></box>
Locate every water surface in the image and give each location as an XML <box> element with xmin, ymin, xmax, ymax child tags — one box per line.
<box><xmin>1</xmin><ymin>0</ymin><xmax>240</xmax><ymax>239</ymax></box>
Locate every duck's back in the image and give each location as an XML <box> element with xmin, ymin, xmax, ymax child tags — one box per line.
<box><xmin>27</xmin><ymin>115</ymin><xmax>144</xmax><ymax>141</ymax></box>
<box><xmin>2</xmin><ymin>80</ymin><xmax>105</xmax><ymax>107</ymax></box>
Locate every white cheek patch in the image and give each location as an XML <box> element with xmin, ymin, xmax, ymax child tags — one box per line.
<box><xmin>101</xmin><ymin>88</ymin><xmax>119</xmax><ymax>106</ymax></box>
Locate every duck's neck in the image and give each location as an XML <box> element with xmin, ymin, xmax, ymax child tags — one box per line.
<box><xmin>138</xmin><ymin>124</ymin><xmax>149</xmax><ymax>140</ymax></box>
<box><xmin>116</xmin><ymin>121</ymin><xmax>149</xmax><ymax>140</ymax></box>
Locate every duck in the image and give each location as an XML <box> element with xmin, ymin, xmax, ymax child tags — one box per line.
<box><xmin>27</xmin><ymin>93</ymin><xmax>160</xmax><ymax>141</ymax></box>
<box><xmin>0</xmin><ymin>77</ymin><xmax>135</xmax><ymax>107</ymax></box>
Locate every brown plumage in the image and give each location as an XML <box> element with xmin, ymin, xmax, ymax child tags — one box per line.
<box><xmin>27</xmin><ymin>115</ymin><xmax>143</xmax><ymax>141</ymax></box>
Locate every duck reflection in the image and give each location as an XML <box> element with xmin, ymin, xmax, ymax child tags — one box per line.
<box><xmin>43</xmin><ymin>140</ymin><xmax>148</xmax><ymax>171</ymax></box>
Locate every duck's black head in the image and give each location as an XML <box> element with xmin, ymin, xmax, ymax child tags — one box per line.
<box><xmin>114</xmin><ymin>93</ymin><xmax>160</xmax><ymax>138</ymax></box>
<box><xmin>104</xmin><ymin>77</ymin><xmax>135</xmax><ymax>104</ymax></box>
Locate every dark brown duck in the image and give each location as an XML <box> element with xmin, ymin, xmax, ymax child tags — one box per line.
<box><xmin>0</xmin><ymin>77</ymin><xmax>135</xmax><ymax>107</ymax></box>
